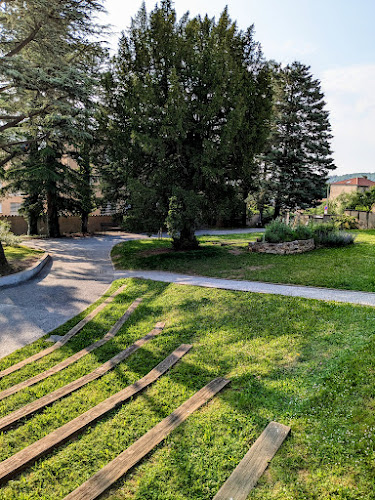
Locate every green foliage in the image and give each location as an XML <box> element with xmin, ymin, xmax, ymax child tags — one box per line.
<box><xmin>293</xmin><ymin>224</ymin><xmax>314</xmax><ymax>240</ymax></box>
<box><xmin>101</xmin><ymin>2</ymin><xmax>272</xmax><ymax>247</ymax></box>
<box><xmin>334</xmin><ymin>214</ymin><xmax>359</xmax><ymax>230</ymax></box>
<box><xmin>0</xmin><ymin>0</ymin><xmax>106</xmax><ymax>165</ymax></box>
<box><xmin>264</xmin><ymin>220</ymin><xmax>296</xmax><ymax>242</ymax></box>
<box><xmin>314</xmin><ymin>230</ymin><xmax>355</xmax><ymax>247</ymax></box>
<box><xmin>311</xmin><ymin>222</ymin><xmax>355</xmax><ymax>247</ymax></box>
<box><xmin>265</xmin><ymin>62</ymin><xmax>335</xmax><ymax>215</ymax></box>
<box><xmin>0</xmin><ymin>220</ymin><xmax>19</xmax><ymax>247</ymax></box>
<box><xmin>347</xmin><ymin>186</ymin><xmax>375</xmax><ymax>212</ymax></box>
<box><xmin>264</xmin><ymin>220</ymin><xmax>354</xmax><ymax>248</ymax></box>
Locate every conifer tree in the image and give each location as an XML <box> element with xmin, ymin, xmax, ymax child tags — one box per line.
<box><xmin>266</xmin><ymin>62</ymin><xmax>335</xmax><ymax>216</ymax></box>
<box><xmin>0</xmin><ymin>0</ymin><xmax>106</xmax><ymax>246</ymax></box>
<box><xmin>102</xmin><ymin>2</ymin><xmax>271</xmax><ymax>248</ymax></box>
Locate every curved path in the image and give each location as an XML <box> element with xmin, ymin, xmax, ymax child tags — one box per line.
<box><xmin>1</xmin><ymin>228</ymin><xmax>375</xmax><ymax>359</ymax></box>
<box><xmin>0</xmin><ymin>233</ymin><xmax>144</xmax><ymax>358</ymax></box>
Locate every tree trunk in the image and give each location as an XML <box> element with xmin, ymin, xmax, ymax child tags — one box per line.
<box><xmin>46</xmin><ymin>190</ymin><xmax>60</xmax><ymax>238</ymax></box>
<box><xmin>27</xmin><ymin>213</ymin><xmax>38</xmax><ymax>236</ymax></box>
<box><xmin>274</xmin><ymin>200</ymin><xmax>281</xmax><ymax>219</ymax></box>
<box><xmin>0</xmin><ymin>241</ymin><xmax>9</xmax><ymax>271</ymax></box>
<box><xmin>241</xmin><ymin>184</ymin><xmax>250</xmax><ymax>227</ymax></box>
<box><xmin>81</xmin><ymin>212</ymin><xmax>89</xmax><ymax>234</ymax></box>
<box><xmin>26</xmin><ymin>193</ymin><xmax>40</xmax><ymax>235</ymax></box>
<box><xmin>172</xmin><ymin>224</ymin><xmax>198</xmax><ymax>250</ymax></box>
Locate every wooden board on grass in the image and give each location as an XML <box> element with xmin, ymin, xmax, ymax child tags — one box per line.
<box><xmin>0</xmin><ymin>344</ymin><xmax>192</xmax><ymax>485</ymax></box>
<box><xmin>64</xmin><ymin>377</ymin><xmax>230</xmax><ymax>500</ymax></box>
<box><xmin>213</xmin><ymin>421</ymin><xmax>290</xmax><ymax>500</ymax></box>
<box><xmin>0</xmin><ymin>322</ymin><xmax>165</xmax><ymax>432</ymax></box>
<box><xmin>0</xmin><ymin>284</ymin><xmax>127</xmax><ymax>377</ymax></box>
<box><xmin>0</xmin><ymin>297</ymin><xmax>142</xmax><ymax>401</ymax></box>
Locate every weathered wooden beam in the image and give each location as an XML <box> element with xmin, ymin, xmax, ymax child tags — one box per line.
<box><xmin>0</xmin><ymin>297</ymin><xmax>142</xmax><ymax>401</ymax></box>
<box><xmin>0</xmin><ymin>284</ymin><xmax>128</xmax><ymax>377</ymax></box>
<box><xmin>0</xmin><ymin>322</ymin><xmax>165</xmax><ymax>432</ymax></box>
<box><xmin>213</xmin><ymin>421</ymin><xmax>291</xmax><ymax>500</ymax></box>
<box><xmin>0</xmin><ymin>344</ymin><xmax>193</xmax><ymax>485</ymax></box>
<box><xmin>64</xmin><ymin>377</ymin><xmax>230</xmax><ymax>500</ymax></box>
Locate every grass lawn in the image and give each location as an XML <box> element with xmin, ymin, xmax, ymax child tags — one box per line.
<box><xmin>112</xmin><ymin>230</ymin><xmax>375</xmax><ymax>292</ymax></box>
<box><xmin>0</xmin><ymin>278</ymin><xmax>374</xmax><ymax>499</ymax></box>
<box><xmin>1</xmin><ymin>246</ymin><xmax>44</xmax><ymax>276</ymax></box>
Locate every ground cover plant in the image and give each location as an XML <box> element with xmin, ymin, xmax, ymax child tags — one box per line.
<box><xmin>0</xmin><ymin>278</ymin><xmax>374</xmax><ymax>499</ymax></box>
<box><xmin>111</xmin><ymin>230</ymin><xmax>375</xmax><ymax>292</ymax></box>
<box><xmin>0</xmin><ymin>245</ymin><xmax>43</xmax><ymax>276</ymax></box>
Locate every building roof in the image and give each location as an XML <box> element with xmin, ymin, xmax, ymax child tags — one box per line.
<box><xmin>331</xmin><ymin>177</ymin><xmax>375</xmax><ymax>187</ymax></box>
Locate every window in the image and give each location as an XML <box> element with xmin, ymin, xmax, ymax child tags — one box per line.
<box><xmin>0</xmin><ymin>203</ymin><xmax>2</xmax><ymax>214</ymax></box>
<box><xmin>10</xmin><ymin>202</ymin><xmax>21</xmax><ymax>215</ymax></box>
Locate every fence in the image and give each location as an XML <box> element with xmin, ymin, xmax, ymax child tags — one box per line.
<box><xmin>0</xmin><ymin>215</ymin><xmax>115</xmax><ymax>236</ymax></box>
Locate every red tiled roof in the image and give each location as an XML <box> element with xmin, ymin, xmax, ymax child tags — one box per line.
<box><xmin>331</xmin><ymin>177</ymin><xmax>375</xmax><ymax>187</ymax></box>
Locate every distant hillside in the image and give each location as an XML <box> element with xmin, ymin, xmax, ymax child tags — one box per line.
<box><xmin>329</xmin><ymin>173</ymin><xmax>375</xmax><ymax>184</ymax></box>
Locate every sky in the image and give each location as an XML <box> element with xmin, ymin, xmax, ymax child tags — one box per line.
<box><xmin>98</xmin><ymin>0</ymin><xmax>375</xmax><ymax>176</ymax></box>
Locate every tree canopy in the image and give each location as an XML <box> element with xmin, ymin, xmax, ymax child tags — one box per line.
<box><xmin>101</xmin><ymin>1</ymin><xmax>272</xmax><ymax>248</ymax></box>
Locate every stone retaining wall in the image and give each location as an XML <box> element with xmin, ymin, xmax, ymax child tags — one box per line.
<box><xmin>248</xmin><ymin>238</ymin><xmax>315</xmax><ymax>255</ymax></box>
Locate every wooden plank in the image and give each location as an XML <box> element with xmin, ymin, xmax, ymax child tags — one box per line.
<box><xmin>0</xmin><ymin>284</ymin><xmax>127</xmax><ymax>378</ymax></box>
<box><xmin>0</xmin><ymin>322</ymin><xmax>165</xmax><ymax>432</ymax></box>
<box><xmin>0</xmin><ymin>297</ymin><xmax>142</xmax><ymax>401</ymax></box>
<box><xmin>64</xmin><ymin>378</ymin><xmax>230</xmax><ymax>500</ymax></box>
<box><xmin>0</xmin><ymin>344</ymin><xmax>192</xmax><ymax>485</ymax></box>
<box><xmin>213</xmin><ymin>421</ymin><xmax>291</xmax><ymax>500</ymax></box>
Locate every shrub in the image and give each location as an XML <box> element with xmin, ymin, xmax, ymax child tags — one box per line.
<box><xmin>293</xmin><ymin>224</ymin><xmax>314</xmax><ymax>240</ymax></box>
<box><xmin>264</xmin><ymin>220</ymin><xmax>355</xmax><ymax>248</ymax></box>
<box><xmin>0</xmin><ymin>221</ymin><xmax>19</xmax><ymax>247</ymax></box>
<box><xmin>315</xmin><ymin>230</ymin><xmax>356</xmax><ymax>247</ymax></box>
<box><xmin>334</xmin><ymin>214</ymin><xmax>359</xmax><ymax>230</ymax></box>
<box><xmin>264</xmin><ymin>220</ymin><xmax>295</xmax><ymax>243</ymax></box>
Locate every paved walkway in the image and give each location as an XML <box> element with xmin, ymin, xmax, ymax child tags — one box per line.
<box><xmin>115</xmin><ymin>270</ymin><xmax>375</xmax><ymax>307</ymax></box>
<box><xmin>0</xmin><ymin>233</ymin><xmax>144</xmax><ymax>358</ymax></box>
<box><xmin>1</xmin><ymin>227</ymin><xmax>375</xmax><ymax>359</ymax></box>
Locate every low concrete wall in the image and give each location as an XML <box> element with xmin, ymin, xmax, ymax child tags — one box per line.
<box><xmin>0</xmin><ymin>252</ymin><xmax>50</xmax><ymax>289</ymax></box>
<box><xmin>0</xmin><ymin>215</ymin><xmax>114</xmax><ymax>235</ymax></box>
<box><xmin>344</xmin><ymin>210</ymin><xmax>375</xmax><ymax>229</ymax></box>
<box><xmin>248</xmin><ymin>238</ymin><xmax>315</xmax><ymax>255</ymax></box>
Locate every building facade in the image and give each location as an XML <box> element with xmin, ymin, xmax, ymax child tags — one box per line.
<box><xmin>329</xmin><ymin>177</ymin><xmax>375</xmax><ymax>199</ymax></box>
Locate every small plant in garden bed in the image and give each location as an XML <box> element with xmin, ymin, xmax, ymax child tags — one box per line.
<box><xmin>264</xmin><ymin>220</ymin><xmax>355</xmax><ymax>247</ymax></box>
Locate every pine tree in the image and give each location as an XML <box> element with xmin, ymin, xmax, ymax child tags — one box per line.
<box><xmin>266</xmin><ymin>62</ymin><xmax>335</xmax><ymax>216</ymax></box>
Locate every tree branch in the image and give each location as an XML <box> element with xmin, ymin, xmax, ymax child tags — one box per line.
<box><xmin>4</xmin><ymin>23</ymin><xmax>43</xmax><ymax>57</ymax></box>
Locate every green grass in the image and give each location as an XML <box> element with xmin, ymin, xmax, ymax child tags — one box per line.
<box><xmin>112</xmin><ymin>230</ymin><xmax>375</xmax><ymax>292</ymax></box>
<box><xmin>1</xmin><ymin>245</ymin><xmax>43</xmax><ymax>276</ymax></box>
<box><xmin>0</xmin><ymin>278</ymin><xmax>374</xmax><ymax>499</ymax></box>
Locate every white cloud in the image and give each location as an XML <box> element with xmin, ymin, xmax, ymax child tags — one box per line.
<box><xmin>321</xmin><ymin>64</ymin><xmax>375</xmax><ymax>174</ymax></box>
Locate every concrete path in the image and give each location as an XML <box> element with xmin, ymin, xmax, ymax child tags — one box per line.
<box><xmin>115</xmin><ymin>270</ymin><xmax>375</xmax><ymax>307</ymax></box>
<box><xmin>1</xmin><ymin>227</ymin><xmax>375</xmax><ymax>359</ymax></box>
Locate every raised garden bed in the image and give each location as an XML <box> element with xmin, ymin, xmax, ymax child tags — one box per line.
<box><xmin>248</xmin><ymin>238</ymin><xmax>315</xmax><ymax>255</ymax></box>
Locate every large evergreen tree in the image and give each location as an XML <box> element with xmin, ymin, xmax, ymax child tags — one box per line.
<box><xmin>266</xmin><ymin>62</ymin><xmax>335</xmax><ymax>216</ymax></box>
<box><xmin>101</xmin><ymin>2</ymin><xmax>271</xmax><ymax>248</ymax></box>
<box><xmin>0</xmin><ymin>0</ymin><xmax>106</xmax><ymax>244</ymax></box>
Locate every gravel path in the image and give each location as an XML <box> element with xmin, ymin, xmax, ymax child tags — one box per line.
<box><xmin>1</xmin><ymin>227</ymin><xmax>375</xmax><ymax>359</ymax></box>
